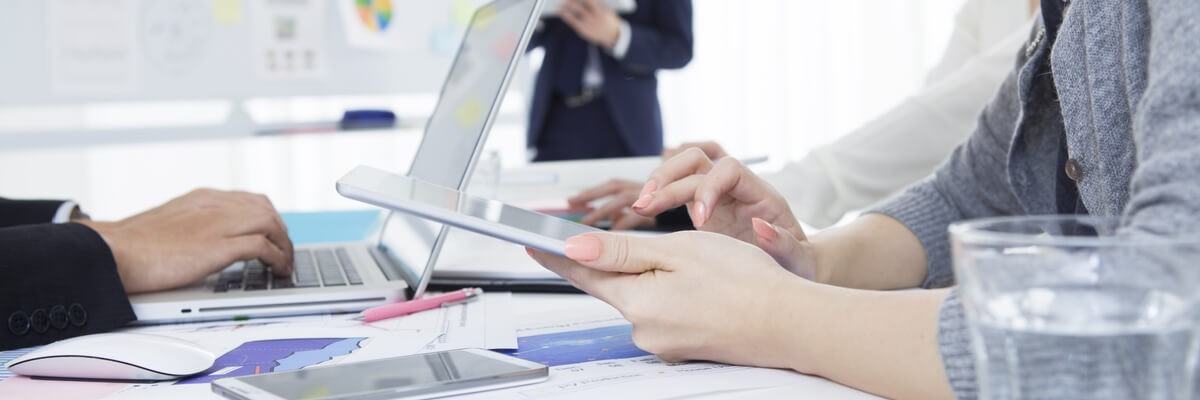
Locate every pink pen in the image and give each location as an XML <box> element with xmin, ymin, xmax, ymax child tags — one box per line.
<box><xmin>359</xmin><ymin>288</ymin><xmax>482</xmax><ymax>323</ymax></box>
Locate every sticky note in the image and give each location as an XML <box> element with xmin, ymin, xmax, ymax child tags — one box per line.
<box><xmin>455</xmin><ymin>98</ymin><xmax>485</xmax><ymax>130</ymax></box>
<box><xmin>451</xmin><ymin>0</ymin><xmax>477</xmax><ymax>27</ymax></box>
<box><xmin>213</xmin><ymin>0</ymin><xmax>243</xmax><ymax>24</ymax></box>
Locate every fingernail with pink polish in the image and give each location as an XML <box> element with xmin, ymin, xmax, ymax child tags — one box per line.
<box><xmin>638</xmin><ymin>180</ymin><xmax>658</xmax><ymax>199</ymax></box>
<box><xmin>564</xmin><ymin>235</ymin><xmax>602</xmax><ymax>262</ymax></box>
<box><xmin>693</xmin><ymin>201</ymin><xmax>707</xmax><ymax>228</ymax></box>
<box><xmin>752</xmin><ymin>218</ymin><xmax>777</xmax><ymax>242</ymax></box>
<box><xmin>631</xmin><ymin>193</ymin><xmax>654</xmax><ymax>209</ymax></box>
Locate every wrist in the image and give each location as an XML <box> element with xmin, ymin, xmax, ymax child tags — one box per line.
<box><xmin>78</xmin><ymin>220</ymin><xmax>143</xmax><ymax>293</ymax></box>
<box><xmin>75</xmin><ymin>220</ymin><xmax>122</xmax><ymax>263</ymax></box>
<box><xmin>603</xmin><ymin>32</ymin><xmax>619</xmax><ymax>51</ymax></box>
<box><xmin>69</xmin><ymin>206</ymin><xmax>91</xmax><ymax>223</ymax></box>
<box><xmin>806</xmin><ymin>233</ymin><xmax>838</xmax><ymax>285</ymax></box>
<box><xmin>768</xmin><ymin>277</ymin><xmax>835</xmax><ymax>374</ymax></box>
<box><xmin>602</xmin><ymin>19</ymin><xmax>621</xmax><ymax>50</ymax></box>
<box><xmin>763</xmin><ymin>276</ymin><xmax>837</xmax><ymax>375</ymax></box>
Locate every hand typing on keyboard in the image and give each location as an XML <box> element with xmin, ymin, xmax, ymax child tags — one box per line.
<box><xmin>215</xmin><ymin>248</ymin><xmax>363</xmax><ymax>292</ymax></box>
<box><xmin>79</xmin><ymin>189</ymin><xmax>295</xmax><ymax>294</ymax></box>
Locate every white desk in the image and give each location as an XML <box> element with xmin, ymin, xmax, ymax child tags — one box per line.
<box><xmin>0</xmin><ymin>157</ymin><xmax>879</xmax><ymax>399</ymax></box>
<box><xmin>0</xmin><ymin>292</ymin><xmax>879</xmax><ymax>400</ymax></box>
<box><xmin>496</xmin><ymin>156</ymin><xmax>663</xmax><ymax>198</ymax></box>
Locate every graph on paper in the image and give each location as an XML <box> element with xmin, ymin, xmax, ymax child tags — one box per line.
<box><xmin>177</xmin><ymin>337</ymin><xmax>366</xmax><ymax>384</ymax></box>
<box><xmin>501</xmin><ymin>324</ymin><xmax>651</xmax><ymax>366</ymax></box>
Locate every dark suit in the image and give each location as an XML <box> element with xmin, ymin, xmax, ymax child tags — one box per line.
<box><xmin>529</xmin><ymin>0</ymin><xmax>693</xmax><ymax>161</ymax></box>
<box><xmin>0</xmin><ymin>199</ymin><xmax>134</xmax><ymax>350</ymax></box>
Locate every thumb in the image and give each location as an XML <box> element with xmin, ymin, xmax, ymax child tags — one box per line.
<box><xmin>563</xmin><ymin>233</ymin><xmax>657</xmax><ymax>274</ymax></box>
<box><xmin>751</xmin><ymin>218</ymin><xmax>817</xmax><ymax>281</ymax></box>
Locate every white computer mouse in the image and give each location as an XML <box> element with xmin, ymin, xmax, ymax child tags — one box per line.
<box><xmin>4</xmin><ymin>332</ymin><xmax>216</xmax><ymax>381</ymax></box>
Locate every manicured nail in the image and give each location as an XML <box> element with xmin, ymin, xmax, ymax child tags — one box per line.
<box><xmin>631</xmin><ymin>193</ymin><xmax>654</xmax><ymax>209</ymax></box>
<box><xmin>524</xmin><ymin>247</ymin><xmax>535</xmax><ymax>257</ymax></box>
<box><xmin>564</xmin><ymin>235</ymin><xmax>602</xmax><ymax>262</ymax></box>
<box><xmin>752</xmin><ymin>218</ymin><xmax>777</xmax><ymax>242</ymax></box>
<box><xmin>693</xmin><ymin>201</ymin><xmax>707</xmax><ymax>228</ymax></box>
<box><xmin>638</xmin><ymin>180</ymin><xmax>658</xmax><ymax>199</ymax></box>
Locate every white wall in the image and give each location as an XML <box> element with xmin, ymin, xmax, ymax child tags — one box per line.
<box><xmin>0</xmin><ymin>1</ymin><xmax>965</xmax><ymax>220</ymax></box>
<box><xmin>659</xmin><ymin>0</ymin><xmax>964</xmax><ymax>163</ymax></box>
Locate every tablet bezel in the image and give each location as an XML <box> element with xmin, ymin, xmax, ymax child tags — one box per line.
<box><xmin>337</xmin><ymin>165</ymin><xmax>603</xmax><ymax>256</ymax></box>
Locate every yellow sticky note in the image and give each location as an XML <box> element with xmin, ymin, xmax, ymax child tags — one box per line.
<box><xmin>473</xmin><ymin>4</ymin><xmax>497</xmax><ymax>29</ymax></box>
<box><xmin>451</xmin><ymin>0</ymin><xmax>476</xmax><ymax>27</ymax></box>
<box><xmin>213</xmin><ymin>0</ymin><xmax>243</xmax><ymax>24</ymax></box>
<box><xmin>455</xmin><ymin>98</ymin><xmax>484</xmax><ymax>129</ymax></box>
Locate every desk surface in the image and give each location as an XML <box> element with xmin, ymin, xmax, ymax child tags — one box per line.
<box><xmin>0</xmin><ymin>158</ymin><xmax>876</xmax><ymax>399</ymax></box>
<box><xmin>0</xmin><ymin>292</ymin><xmax>879</xmax><ymax>400</ymax></box>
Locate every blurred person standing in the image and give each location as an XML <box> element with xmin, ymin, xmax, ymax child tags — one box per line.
<box><xmin>569</xmin><ymin>0</ymin><xmax>1036</xmax><ymax>230</ymax></box>
<box><xmin>528</xmin><ymin>0</ymin><xmax>693</xmax><ymax>161</ymax></box>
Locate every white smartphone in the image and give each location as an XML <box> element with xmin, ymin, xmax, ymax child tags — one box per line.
<box><xmin>336</xmin><ymin>165</ymin><xmax>602</xmax><ymax>256</ymax></box>
<box><xmin>211</xmin><ymin>348</ymin><xmax>549</xmax><ymax>400</ymax></box>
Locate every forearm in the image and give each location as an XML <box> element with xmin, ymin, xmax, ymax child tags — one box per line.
<box><xmin>809</xmin><ymin>213</ymin><xmax>927</xmax><ymax>290</ymax></box>
<box><xmin>769</xmin><ymin>281</ymin><xmax>953</xmax><ymax>400</ymax></box>
<box><xmin>0</xmin><ymin>223</ymin><xmax>135</xmax><ymax>349</ymax></box>
<box><xmin>619</xmin><ymin>2</ymin><xmax>693</xmax><ymax>72</ymax></box>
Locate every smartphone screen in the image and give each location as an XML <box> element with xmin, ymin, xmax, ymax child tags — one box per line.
<box><xmin>214</xmin><ymin>349</ymin><xmax>547</xmax><ymax>400</ymax></box>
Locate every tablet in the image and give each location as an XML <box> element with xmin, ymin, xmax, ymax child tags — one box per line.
<box><xmin>336</xmin><ymin>165</ymin><xmax>602</xmax><ymax>256</ymax></box>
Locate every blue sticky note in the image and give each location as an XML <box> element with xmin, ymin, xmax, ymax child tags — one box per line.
<box><xmin>281</xmin><ymin>210</ymin><xmax>382</xmax><ymax>245</ymax></box>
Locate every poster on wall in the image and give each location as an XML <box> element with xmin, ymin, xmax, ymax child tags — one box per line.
<box><xmin>141</xmin><ymin>0</ymin><xmax>213</xmax><ymax>76</ymax></box>
<box><xmin>251</xmin><ymin>0</ymin><xmax>327</xmax><ymax>80</ymax></box>
<box><xmin>337</xmin><ymin>0</ymin><xmax>432</xmax><ymax>51</ymax></box>
<box><xmin>48</xmin><ymin>0</ymin><xmax>141</xmax><ymax>95</ymax></box>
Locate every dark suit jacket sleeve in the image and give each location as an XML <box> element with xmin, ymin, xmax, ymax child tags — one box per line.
<box><xmin>0</xmin><ymin>198</ymin><xmax>69</xmax><ymax>228</ymax></box>
<box><xmin>0</xmin><ymin>223</ymin><xmax>135</xmax><ymax>350</ymax></box>
<box><xmin>528</xmin><ymin>22</ymin><xmax>546</xmax><ymax>50</ymax></box>
<box><xmin>618</xmin><ymin>0</ymin><xmax>694</xmax><ymax>74</ymax></box>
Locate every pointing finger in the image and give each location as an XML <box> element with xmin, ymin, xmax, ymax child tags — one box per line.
<box><xmin>645</xmin><ymin>148</ymin><xmax>716</xmax><ymax>196</ymax></box>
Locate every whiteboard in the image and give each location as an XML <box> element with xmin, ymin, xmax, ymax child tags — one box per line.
<box><xmin>0</xmin><ymin>0</ymin><xmax>497</xmax><ymax>147</ymax></box>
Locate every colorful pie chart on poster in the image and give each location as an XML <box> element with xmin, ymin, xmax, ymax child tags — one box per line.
<box><xmin>354</xmin><ymin>0</ymin><xmax>393</xmax><ymax>32</ymax></box>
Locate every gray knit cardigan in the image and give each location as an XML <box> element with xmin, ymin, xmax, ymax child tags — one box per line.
<box><xmin>869</xmin><ymin>0</ymin><xmax>1200</xmax><ymax>398</ymax></box>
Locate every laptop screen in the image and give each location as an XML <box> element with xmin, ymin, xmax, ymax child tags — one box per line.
<box><xmin>376</xmin><ymin>0</ymin><xmax>543</xmax><ymax>295</ymax></box>
<box><xmin>407</xmin><ymin>0</ymin><xmax>542</xmax><ymax>189</ymax></box>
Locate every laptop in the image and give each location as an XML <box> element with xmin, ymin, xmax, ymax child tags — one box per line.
<box><xmin>128</xmin><ymin>0</ymin><xmax>546</xmax><ymax>323</ymax></box>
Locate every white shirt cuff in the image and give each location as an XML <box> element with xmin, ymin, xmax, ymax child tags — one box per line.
<box><xmin>611</xmin><ymin>20</ymin><xmax>632</xmax><ymax>59</ymax></box>
<box><xmin>52</xmin><ymin>201</ymin><xmax>78</xmax><ymax>223</ymax></box>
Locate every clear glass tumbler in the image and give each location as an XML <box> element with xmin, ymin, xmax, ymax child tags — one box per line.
<box><xmin>467</xmin><ymin>149</ymin><xmax>503</xmax><ymax>198</ymax></box>
<box><xmin>950</xmin><ymin>216</ymin><xmax>1200</xmax><ymax>400</ymax></box>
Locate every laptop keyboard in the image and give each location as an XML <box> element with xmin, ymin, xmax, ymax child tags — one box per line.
<box><xmin>214</xmin><ymin>248</ymin><xmax>364</xmax><ymax>292</ymax></box>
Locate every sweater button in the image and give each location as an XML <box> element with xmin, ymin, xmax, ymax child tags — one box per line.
<box><xmin>1065</xmin><ymin>159</ymin><xmax>1083</xmax><ymax>181</ymax></box>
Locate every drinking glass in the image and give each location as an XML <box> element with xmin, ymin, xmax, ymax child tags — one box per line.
<box><xmin>950</xmin><ymin>216</ymin><xmax>1200</xmax><ymax>400</ymax></box>
<box><xmin>468</xmin><ymin>149</ymin><xmax>503</xmax><ymax>198</ymax></box>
